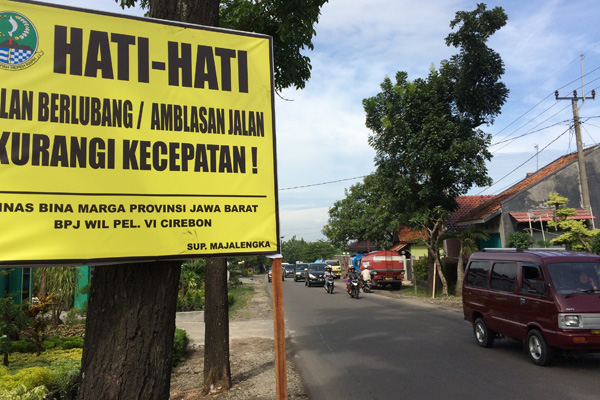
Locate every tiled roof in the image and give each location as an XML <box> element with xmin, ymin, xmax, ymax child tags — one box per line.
<box><xmin>445</xmin><ymin>195</ymin><xmax>495</xmax><ymax>230</ymax></box>
<box><xmin>509</xmin><ymin>209</ymin><xmax>595</xmax><ymax>222</ymax></box>
<box><xmin>396</xmin><ymin>226</ymin><xmax>427</xmax><ymax>243</ymax></box>
<box><xmin>458</xmin><ymin>149</ymin><xmax>588</xmax><ymax>224</ymax></box>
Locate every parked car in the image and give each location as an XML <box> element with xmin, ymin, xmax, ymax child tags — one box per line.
<box><xmin>267</xmin><ymin>267</ymin><xmax>284</xmax><ymax>283</ymax></box>
<box><xmin>294</xmin><ymin>263</ymin><xmax>308</xmax><ymax>282</ymax></box>
<box><xmin>305</xmin><ymin>263</ymin><xmax>327</xmax><ymax>287</ymax></box>
<box><xmin>462</xmin><ymin>248</ymin><xmax>600</xmax><ymax>366</ymax></box>
<box><xmin>283</xmin><ymin>263</ymin><xmax>295</xmax><ymax>278</ymax></box>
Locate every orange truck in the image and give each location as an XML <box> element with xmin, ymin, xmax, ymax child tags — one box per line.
<box><xmin>360</xmin><ymin>251</ymin><xmax>405</xmax><ymax>290</ymax></box>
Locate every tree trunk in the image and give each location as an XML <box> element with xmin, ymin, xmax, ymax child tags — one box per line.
<box><xmin>203</xmin><ymin>257</ymin><xmax>231</xmax><ymax>393</ymax></box>
<box><xmin>455</xmin><ymin>244</ymin><xmax>465</xmax><ymax>297</ymax></box>
<box><xmin>78</xmin><ymin>261</ymin><xmax>180</xmax><ymax>400</ymax></box>
<box><xmin>427</xmin><ymin>253</ymin><xmax>435</xmax><ymax>297</ymax></box>
<box><xmin>434</xmin><ymin>255</ymin><xmax>449</xmax><ymax>296</ymax></box>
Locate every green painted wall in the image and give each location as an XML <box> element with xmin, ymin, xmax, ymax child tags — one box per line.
<box><xmin>1</xmin><ymin>268</ymin><xmax>32</xmax><ymax>304</ymax></box>
<box><xmin>74</xmin><ymin>266</ymin><xmax>90</xmax><ymax>309</ymax></box>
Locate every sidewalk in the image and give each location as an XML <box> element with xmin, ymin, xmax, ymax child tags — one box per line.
<box><xmin>176</xmin><ymin>313</ymin><xmax>275</xmax><ymax>345</ymax></box>
<box><xmin>175</xmin><ymin>277</ymin><xmax>278</xmax><ymax>345</ymax></box>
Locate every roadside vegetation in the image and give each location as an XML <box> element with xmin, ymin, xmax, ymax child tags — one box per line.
<box><xmin>0</xmin><ymin>258</ymin><xmax>266</xmax><ymax>400</ymax></box>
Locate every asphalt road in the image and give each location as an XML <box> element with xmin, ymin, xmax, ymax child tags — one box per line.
<box><xmin>271</xmin><ymin>277</ymin><xmax>600</xmax><ymax>400</ymax></box>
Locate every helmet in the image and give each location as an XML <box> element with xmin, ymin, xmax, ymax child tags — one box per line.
<box><xmin>326</xmin><ymin>266</ymin><xmax>332</xmax><ymax>271</ymax></box>
<box><xmin>348</xmin><ymin>267</ymin><xmax>354</xmax><ymax>273</ymax></box>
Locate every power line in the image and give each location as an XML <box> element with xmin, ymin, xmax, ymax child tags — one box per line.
<box><xmin>475</xmin><ymin>126</ymin><xmax>572</xmax><ymax>195</ymax></box>
<box><xmin>491</xmin><ymin>66</ymin><xmax>600</xmax><ymax>148</ymax></box>
<box><xmin>491</xmin><ymin>118</ymin><xmax>570</xmax><ymax>147</ymax></box>
<box><xmin>280</xmin><ymin>175</ymin><xmax>366</xmax><ymax>191</ymax></box>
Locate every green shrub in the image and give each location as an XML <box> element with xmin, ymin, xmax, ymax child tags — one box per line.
<box><xmin>11</xmin><ymin>340</ymin><xmax>37</xmax><ymax>354</ymax></box>
<box><xmin>172</xmin><ymin>329</ymin><xmax>189</xmax><ymax>367</ymax></box>
<box><xmin>177</xmin><ymin>289</ymin><xmax>205</xmax><ymax>311</ymax></box>
<box><xmin>47</xmin><ymin>358</ymin><xmax>80</xmax><ymax>394</ymax></box>
<box><xmin>0</xmin><ymin>384</ymin><xmax>49</xmax><ymax>400</ymax></box>
<box><xmin>591</xmin><ymin>233</ymin><xmax>600</xmax><ymax>255</ymax></box>
<box><xmin>412</xmin><ymin>258</ymin><xmax>429</xmax><ymax>281</ymax></box>
<box><xmin>9</xmin><ymin>349</ymin><xmax>82</xmax><ymax>370</ymax></box>
<box><xmin>0</xmin><ymin>367</ymin><xmax>53</xmax><ymax>392</ymax></box>
<box><xmin>507</xmin><ymin>232</ymin><xmax>534</xmax><ymax>249</ymax></box>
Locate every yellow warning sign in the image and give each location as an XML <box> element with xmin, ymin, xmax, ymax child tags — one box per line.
<box><xmin>0</xmin><ymin>0</ymin><xmax>279</xmax><ymax>265</ymax></box>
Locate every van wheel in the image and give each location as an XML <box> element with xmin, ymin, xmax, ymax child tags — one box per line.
<box><xmin>526</xmin><ymin>329</ymin><xmax>554</xmax><ymax>366</ymax></box>
<box><xmin>473</xmin><ymin>318</ymin><xmax>494</xmax><ymax>348</ymax></box>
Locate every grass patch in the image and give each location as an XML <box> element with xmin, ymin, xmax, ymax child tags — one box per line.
<box><xmin>228</xmin><ymin>284</ymin><xmax>254</xmax><ymax>318</ymax></box>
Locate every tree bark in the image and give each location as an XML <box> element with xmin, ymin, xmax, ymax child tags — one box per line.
<box><xmin>455</xmin><ymin>245</ymin><xmax>465</xmax><ymax>297</ymax></box>
<box><xmin>203</xmin><ymin>257</ymin><xmax>231</xmax><ymax>393</ymax></box>
<box><xmin>78</xmin><ymin>261</ymin><xmax>180</xmax><ymax>400</ymax></box>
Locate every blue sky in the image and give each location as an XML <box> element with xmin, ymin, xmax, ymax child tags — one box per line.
<box><xmin>41</xmin><ymin>0</ymin><xmax>600</xmax><ymax>242</ymax></box>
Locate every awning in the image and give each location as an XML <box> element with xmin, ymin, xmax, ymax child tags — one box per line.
<box><xmin>509</xmin><ymin>209</ymin><xmax>595</xmax><ymax>222</ymax></box>
<box><xmin>389</xmin><ymin>243</ymin><xmax>408</xmax><ymax>252</ymax></box>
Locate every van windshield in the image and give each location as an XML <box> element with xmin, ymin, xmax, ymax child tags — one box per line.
<box><xmin>546</xmin><ymin>262</ymin><xmax>600</xmax><ymax>295</ymax></box>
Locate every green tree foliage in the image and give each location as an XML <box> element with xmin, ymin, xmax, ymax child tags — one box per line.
<box><xmin>301</xmin><ymin>240</ymin><xmax>338</xmax><ymax>262</ymax></box>
<box><xmin>177</xmin><ymin>259</ymin><xmax>206</xmax><ymax>311</ymax></box>
<box><xmin>506</xmin><ymin>232</ymin><xmax>534</xmax><ymax>249</ymax></box>
<box><xmin>362</xmin><ymin>4</ymin><xmax>508</xmax><ymax>295</ymax></box>
<box><xmin>220</xmin><ymin>0</ymin><xmax>328</xmax><ymax>91</ymax></box>
<box><xmin>546</xmin><ymin>192</ymin><xmax>595</xmax><ymax>251</ymax></box>
<box><xmin>281</xmin><ymin>236</ymin><xmax>307</xmax><ymax>264</ymax></box>
<box><xmin>323</xmin><ymin>173</ymin><xmax>400</xmax><ymax>250</ymax></box>
<box><xmin>590</xmin><ymin>234</ymin><xmax>600</xmax><ymax>254</ymax></box>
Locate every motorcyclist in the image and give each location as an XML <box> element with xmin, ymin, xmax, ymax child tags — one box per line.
<box><xmin>346</xmin><ymin>266</ymin><xmax>358</xmax><ymax>293</ymax></box>
<box><xmin>324</xmin><ymin>266</ymin><xmax>334</xmax><ymax>290</ymax></box>
<box><xmin>360</xmin><ymin>267</ymin><xmax>371</xmax><ymax>291</ymax></box>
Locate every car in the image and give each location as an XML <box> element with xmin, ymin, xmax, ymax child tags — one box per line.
<box><xmin>462</xmin><ymin>248</ymin><xmax>600</xmax><ymax>366</ymax></box>
<box><xmin>283</xmin><ymin>263</ymin><xmax>295</xmax><ymax>278</ymax></box>
<box><xmin>305</xmin><ymin>262</ymin><xmax>327</xmax><ymax>287</ymax></box>
<box><xmin>267</xmin><ymin>267</ymin><xmax>284</xmax><ymax>283</ymax></box>
<box><xmin>294</xmin><ymin>263</ymin><xmax>308</xmax><ymax>282</ymax></box>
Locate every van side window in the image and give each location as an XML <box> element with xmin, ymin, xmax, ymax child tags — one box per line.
<box><xmin>490</xmin><ymin>262</ymin><xmax>517</xmax><ymax>292</ymax></box>
<box><xmin>520</xmin><ymin>263</ymin><xmax>547</xmax><ymax>295</ymax></box>
<box><xmin>465</xmin><ymin>261</ymin><xmax>490</xmax><ymax>288</ymax></box>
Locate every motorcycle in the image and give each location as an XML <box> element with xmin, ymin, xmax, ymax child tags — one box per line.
<box><xmin>348</xmin><ymin>278</ymin><xmax>360</xmax><ymax>299</ymax></box>
<box><xmin>324</xmin><ymin>275</ymin><xmax>334</xmax><ymax>294</ymax></box>
<box><xmin>362</xmin><ymin>278</ymin><xmax>373</xmax><ymax>293</ymax></box>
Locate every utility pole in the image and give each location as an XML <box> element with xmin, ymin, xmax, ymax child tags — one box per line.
<box><xmin>555</xmin><ymin>55</ymin><xmax>596</xmax><ymax>216</ymax></box>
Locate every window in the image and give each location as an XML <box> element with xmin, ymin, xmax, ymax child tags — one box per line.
<box><xmin>465</xmin><ymin>261</ymin><xmax>490</xmax><ymax>288</ymax></box>
<box><xmin>490</xmin><ymin>262</ymin><xmax>517</xmax><ymax>292</ymax></box>
<box><xmin>520</xmin><ymin>263</ymin><xmax>547</xmax><ymax>295</ymax></box>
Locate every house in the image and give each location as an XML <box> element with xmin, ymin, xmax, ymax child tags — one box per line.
<box><xmin>443</xmin><ymin>195</ymin><xmax>495</xmax><ymax>262</ymax></box>
<box><xmin>456</xmin><ymin>145</ymin><xmax>600</xmax><ymax>247</ymax></box>
<box><xmin>390</xmin><ymin>226</ymin><xmax>428</xmax><ymax>260</ymax></box>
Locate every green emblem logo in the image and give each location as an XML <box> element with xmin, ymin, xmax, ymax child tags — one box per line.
<box><xmin>0</xmin><ymin>11</ymin><xmax>42</xmax><ymax>70</ymax></box>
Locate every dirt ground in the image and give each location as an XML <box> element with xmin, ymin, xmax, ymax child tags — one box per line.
<box><xmin>169</xmin><ymin>278</ymin><xmax>307</xmax><ymax>399</ymax></box>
